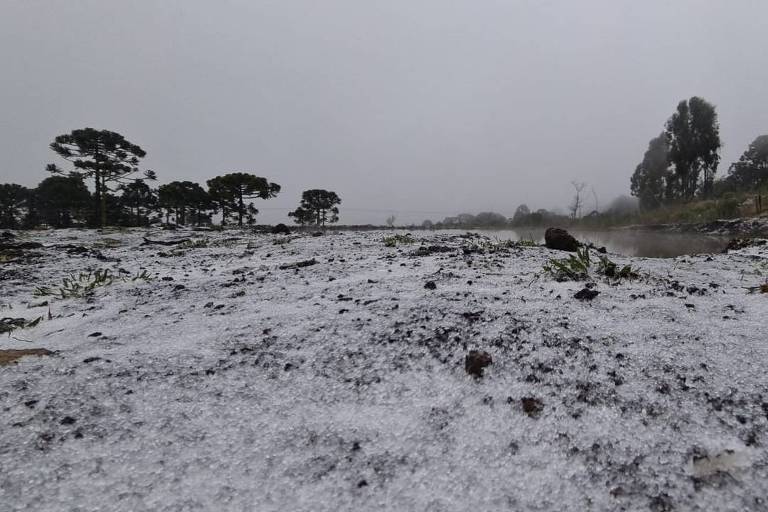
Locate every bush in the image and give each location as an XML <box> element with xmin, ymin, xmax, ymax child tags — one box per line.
<box><xmin>715</xmin><ymin>193</ymin><xmax>742</xmax><ymax>218</ymax></box>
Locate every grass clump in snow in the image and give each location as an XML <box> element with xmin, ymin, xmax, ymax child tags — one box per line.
<box><xmin>34</xmin><ymin>269</ymin><xmax>152</xmax><ymax>299</ymax></box>
<box><xmin>0</xmin><ymin>316</ymin><xmax>43</xmax><ymax>334</ymax></box>
<box><xmin>462</xmin><ymin>238</ymin><xmax>524</xmax><ymax>254</ymax></box>
<box><xmin>180</xmin><ymin>239</ymin><xmax>210</xmax><ymax>249</ymax></box>
<box><xmin>596</xmin><ymin>254</ymin><xmax>639</xmax><ymax>280</ymax></box>
<box><xmin>383</xmin><ymin>234</ymin><xmax>415</xmax><ymax>247</ymax></box>
<box><xmin>516</xmin><ymin>236</ymin><xmax>539</xmax><ymax>248</ymax></box>
<box><xmin>543</xmin><ymin>248</ymin><xmax>637</xmax><ymax>282</ymax></box>
<box><xmin>749</xmin><ymin>262</ymin><xmax>768</xmax><ymax>293</ymax></box>
<box><xmin>543</xmin><ymin>247</ymin><xmax>591</xmax><ymax>281</ymax></box>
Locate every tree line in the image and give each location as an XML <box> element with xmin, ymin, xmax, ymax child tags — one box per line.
<box><xmin>630</xmin><ymin>96</ymin><xmax>767</xmax><ymax>211</ymax></box>
<box><xmin>0</xmin><ymin>128</ymin><xmax>342</xmax><ymax>230</ymax></box>
<box><xmin>418</xmin><ymin>194</ymin><xmax>637</xmax><ymax>230</ymax></box>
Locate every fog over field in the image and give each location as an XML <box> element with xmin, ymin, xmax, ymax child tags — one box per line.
<box><xmin>1</xmin><ymin>1</ymin><xmax>767</xmax><ymax>224</ymax></box>
<box><xmin>3</xmin><ymin>4</ymin><xmax>768</xmax><ymax>510</ymax></box>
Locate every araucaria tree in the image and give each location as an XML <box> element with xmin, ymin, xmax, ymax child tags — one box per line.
<box><xmin>35</xmin><ymin>176</ymin><xmax>92</xmax><ymax>228</ymax></box>
<box><xmin>630</xmin><ymin>133</ymin><xmax>670</xmax><ymax>210</ymax></box>
<box><xmin>664</xmin><ymin>97</ymin><xmax>721</xmax><ymax>200</ymax></box>
<box><xmin>158</xmin><ymin>181</ymin><xmax>212</xmax><ymax>226</ymax></box>
<box><xmin>206</xmin><ymin>173</ymin><xmax>280</xmax><ymax>226</ymax></box>
<box><xmin>120</xmin><ymin>180</ymin><xmax>156</xmax><ymax>227</ymax></box>
<box><xmin>0</xmin><ymin>184</ymin><xmax>30</xmax><ymax>229</ymax></box>
<box><xmin>288</xmin><ymin>189</ymin><xmax>341</xmax><ymax>227</ymax></box>
<box><xmin>48</xmin><ymin>128</ymin><xmax>155</xmax><ymax>227</ymax></box>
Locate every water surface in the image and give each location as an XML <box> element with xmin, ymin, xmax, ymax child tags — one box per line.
<box><xmin>463</xmin><ymin>229</ymin><xmax>729</xmax><ymax>258</ymax></box>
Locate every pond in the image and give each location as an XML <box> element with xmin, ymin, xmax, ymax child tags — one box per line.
<box><xmin>463</xmin><ymin>229</ymin><xmax>731</xmax><ymax>258</ymax></box>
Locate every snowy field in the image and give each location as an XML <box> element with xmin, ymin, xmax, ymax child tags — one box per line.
<box><xmin>1</xmin><ymin>228</ymin><xmax>767</xmax><ymax>511</ymax></box>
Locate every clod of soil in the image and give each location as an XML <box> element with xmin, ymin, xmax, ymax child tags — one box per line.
<box><xmin>465</xmin><ymin>350</ymin><xmax>492</xmax><ymax>377</ymax></box>
<box><xmin>521</xmin><ymin>397</ymin><xmax>544</xmax><ymax>418</ymax></box>
<box><xmin>574</xmin><ymin>288</ymin><xmax>600</xmax><ymax>301</ymax></box>
<box><xmin>544</xmin><ymin>227</ymin><xmax>580</xmax><ymax>252</ymax></box>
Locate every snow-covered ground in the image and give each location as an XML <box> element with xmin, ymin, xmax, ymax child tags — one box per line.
<box><xmin>1</xmin><ymin>228</ymin><xmax>767</xmax><ymax>511</ymax></box>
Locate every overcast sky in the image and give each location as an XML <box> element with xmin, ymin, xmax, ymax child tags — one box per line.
<box><xmin>1</xmin><ymin>1</ymin><xmax>766</xmax><ymax>224</ymax></box>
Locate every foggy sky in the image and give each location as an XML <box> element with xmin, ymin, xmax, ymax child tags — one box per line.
<box><xmin>1</xmin><ymin>1</ymin><xmax>766</xmax><ymax>224</ymax></box>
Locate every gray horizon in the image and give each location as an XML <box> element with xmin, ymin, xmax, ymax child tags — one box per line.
<box><xmin>1</xmin><ymin>0</ymin><xmax>766</xmax><ymax>224</ymax></box>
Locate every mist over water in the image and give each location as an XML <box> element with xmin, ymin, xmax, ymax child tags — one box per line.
<box><xmin>460</xmin><ymin>229</ymin><xmax>729</xmax><ymax>258</ymax></box>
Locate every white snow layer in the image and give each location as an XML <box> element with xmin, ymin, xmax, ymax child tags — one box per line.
<box><xmin>1</xmin><ymin>228</ymin><xmax>767</xmax><ymax>511</ymax></box>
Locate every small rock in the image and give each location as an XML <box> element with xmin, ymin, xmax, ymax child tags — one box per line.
<box><xmin>424</xmin><ymin>281</ymin><xmax>437</xmax><ymax>290</ymax></box>
<box><xmin>465</xmin><ymin>350</ymin><xmax>492</xmax><ymax>377</ymax></box>
<box><xmin>574</xmin><ymin>288</ymin><xmax>599</xmax><ymax>301</ymax></box>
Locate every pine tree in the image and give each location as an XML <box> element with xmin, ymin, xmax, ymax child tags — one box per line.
<box><xmin>49</xmin><ymin>128</ymin><xmax>155</xmax><ymax>227</ymax></box>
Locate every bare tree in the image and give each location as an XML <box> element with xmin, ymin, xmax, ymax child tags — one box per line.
<box><xmin>569</xmin><ymin>181</ymin><xmax>588</xmax><ymax>219</ymax></box>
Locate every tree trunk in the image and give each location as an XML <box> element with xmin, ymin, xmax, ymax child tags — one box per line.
<box><xmin>93</xmin><ymin>174</ymin><xmax>101</xmax><ymax>228</ymax></box>
<box><xmin>99</xmin><ymin>173</ymin><xmax>107</xmax><ymax>228</ymax></box>
<box><xmin>237</xmin><ymin>190</ymin><xmax>244</xmax><ymax>226</ymax></box>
